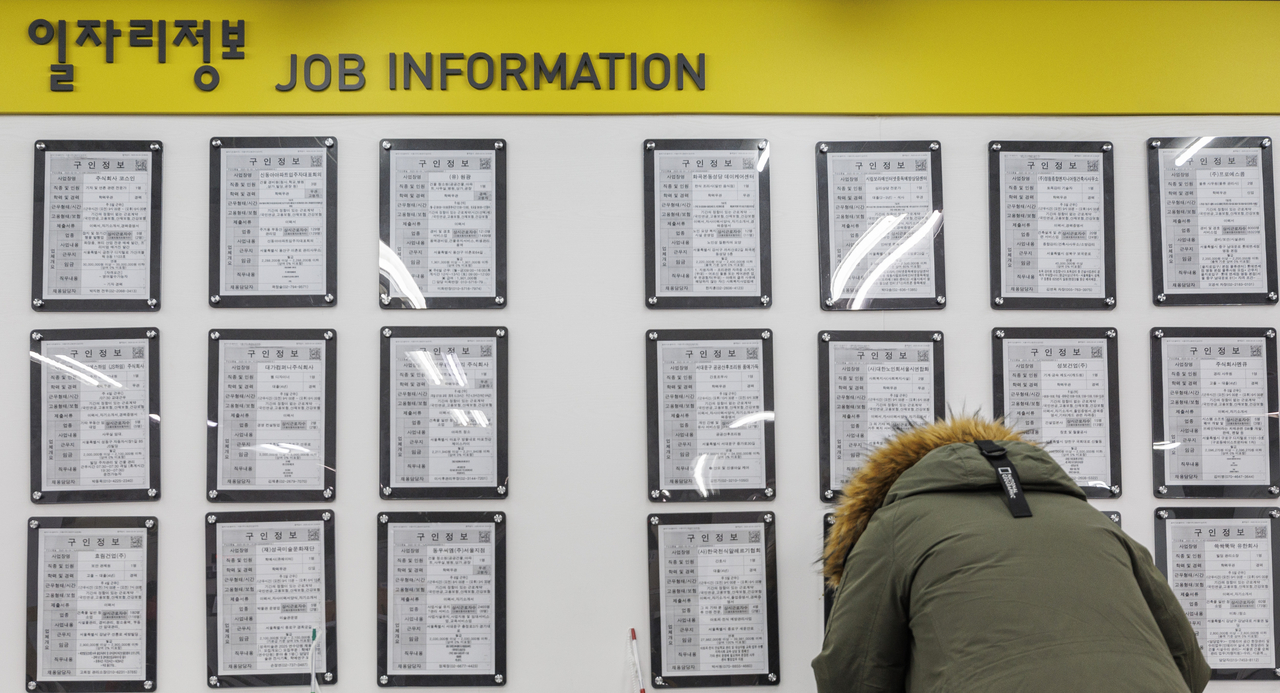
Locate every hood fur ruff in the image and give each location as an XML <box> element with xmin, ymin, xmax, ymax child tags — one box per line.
<box><xmin>823</xmin><ymin>417</ymin><xmax>1026</xmax><ymax>589</ymax></box>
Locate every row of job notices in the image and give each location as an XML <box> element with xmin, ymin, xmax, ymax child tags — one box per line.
<box><xmin>33</xmin><ymin>136</ymin><xmax>1273</xmax><ymax>311</ymax></box>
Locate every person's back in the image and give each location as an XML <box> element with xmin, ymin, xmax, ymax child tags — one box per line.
<box><xmin>814</xmin><ymin>418</ymin><xmax>1210</xmax><ymax>693</ymax></box>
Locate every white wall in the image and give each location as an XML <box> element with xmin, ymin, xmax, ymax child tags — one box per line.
<box><xmin>0</xmin><ymin>114</ymin><xmax>1275</xmax><ymax>692</ymax></box>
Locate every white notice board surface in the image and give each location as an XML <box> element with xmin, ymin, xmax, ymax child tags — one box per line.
<box><xmin>1</xmin><ymin>114</ymin><xmax>1279</xmax><ymax>692</ymax></box>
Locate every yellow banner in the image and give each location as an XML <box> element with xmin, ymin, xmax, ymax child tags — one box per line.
<box><xmin>2</xmin><ymin>0</ymin><xmax>1277</xmax><ymax>115</ymax></box>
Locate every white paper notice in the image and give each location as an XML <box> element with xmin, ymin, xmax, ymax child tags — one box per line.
<box><xmin>218</xmin><ymin>340</ymin><xmax>326</xmax><ymax>490</ymax></box>
<box><xmin>387</xmin><ymin>522</ymin><xmax>496</xmax><ymax>675</ymax></box>
<box><xmin>1003</xmin><ymin>337</ymin><xmax>1112</xmax><ymax>489</ymax></box>
<box><xmin>220</xmin><ymin>148</ymin><xmax>327</xmax><ymax>295</ymax></box>
<box><xmin>1000</xmin><ymin>151</ymin><xmax>1105</xmax><ymax>298</ymax></box>
<box><xmin>1162</xmin><ymin>337</ymin><xmax>1270</xmax><ymax>485</ymax></box>
<box><xmin>656</xmin><ymin>150</ymin><xmax>761</xmax><ymax>296</ymax></box>
<box><xmin>43</xmin><ymin>151</ymin><xmax>152</xmax><ymax>299</ymax></box>
<box><xmin>828</xmin><ymin>341</ymin><xmax>935</xmax><ymax>491</ymax></box>
<box><xmin>390</xmin><ymin>337</ymin><xmax>498</xmax><ymax>487</ymax></box>
<box><xmin>217</xmin><ymin>520</ymin><xmax>326</xmax><ymax>676</ymax></box>
<box><xmin>37</xmin><ymin>527</ymin><xmax>147</xmax><ymax>681</ymax></box>
<box><xmin>657</xmin><ymin>340</ymin><xmax>767</xmax><ymax>492</ymax></box>
<box><xmin>659</xmin><ymin>523</ymin><xmax>769</xmax><ymax>676</ymax></box>
<box><xmin>1166</xmin><ymin>518</ymin><xmax>1275</xmax><ymax>669</ymax></box>
<box><xmin>826</xmin><ymin>151</ymin><xmax>935</xmax><ymax>301</ymax></box>
<box><xmin>389</xmin><ymin>150</ymin><xmax>497</xmax><ymax>298</ymax></box>
<box><xmin>39</xmin><ymin>338</ymin><xmax>151</xmax><ymax>491</ymax></box>
<box><xmin>1158</xmin><ymin>146</ymin><xmax>1268</xmax><ymax>294</ymax></box>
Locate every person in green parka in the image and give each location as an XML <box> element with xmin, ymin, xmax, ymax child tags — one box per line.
<box><xmin>813</xmin><ymin>417</ymin><xmax>1210</xmax><ymax>693</ymax></box>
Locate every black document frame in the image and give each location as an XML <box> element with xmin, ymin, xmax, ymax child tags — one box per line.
<box><xmin>30</xmin><ymin>327</ymin><xmax>162</xmax><ymax>503</ymax></box>
<box><xmin>378</xmin><ymin>326</ymin><xmax>509</xmax><ymax>500</ymax></box>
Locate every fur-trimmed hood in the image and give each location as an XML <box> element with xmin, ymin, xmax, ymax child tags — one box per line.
<box><xmin>822</xmin><ymin>417</ymin><xmax>1085</xmax><ymax>589</ymax></box>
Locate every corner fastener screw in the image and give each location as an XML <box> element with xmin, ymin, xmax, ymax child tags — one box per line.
<box><xmin>935</xmin><ymin>295</ymin><xmax>946</xmax><ymax>305</ymax></box>
<box><xmin>150</xmin><ymin>142</ymin><xmax>160</xmax><ymax>151</ymax></box>
<box><xmin>496</xmin><ymin>485</ymin><xmax>507</xmax><ymax>495</ymax></box>
<box><xmin>932</xmin><ymin>333</ymin><xmax>942</xmax><ymax>342</ymax></box>
<box><xmin>32</xmin><ymin>332</ymin><xmax>41</xmax><ymax>341</ymax></box>
<box><xmin>35</xmin><ymin>141</ymin><xmax>45</xmax><ymax>150</ymax></box>
<box><xmin>1153</xmin><ymin>330</ymin><xmax>1164</xmax><ymax>339</ymax></box>
<box><xmin>1105</xmin><ymin>297</ymin><xmax>1115</xmax><ymax>306</ymax></box>
<box><xmin>382</xmin><ymin>328</ymin><xmax>393</xmax><ymax>338</ymax></box>
<box><xmin>380</xmin><ymin>675</ymin><xmax>389</xmax><ymax>684</ymax></box>
<box><xmin>211</xmin><ymin>139</ymin><xmax>222</xmax><ymax>148</ymax></box>
<box><xmin>494</xmin><ymin>141</ymin><xmax>504</xmax><ymax>150</ymax></box>
<box><xmin>322</xmin><ymin>512</ymin><xmax>332</xmax><ymax>521</ymax></box>
<box><xmin>761</xmin><ymin>330</ymin><xmax>771</xmax><ymax>339</ymax></box>
<box><xmin>824</xmin><ymin>297</ymin><xmax>834</xmax><ymax>306</ymax></box>
<box><xmin>1106</xmin><ymin>329</ymin><xmax>1117</xmax><ymax>338</ymax></box>
<box><xmin>323</xmin><ymin>488</ymin><xmax>333</xmax><ymax>499</ymax></box>
<box><xmin>757</xmin><ymin>140</ymin><xmax>767</xmax><ymax>149</ymax></box>
<box><xmin>995</xmin><ymin>330</ymin><xmax>1005</xmax><ymax>339</ymax></box>
<box><xmin>324</xmin><ymin>293</ymin><xmax>334</xmax><ymax>303</ymax></box>
<box><xmin>1157</xmin><ymin>510</ymin><xmax>1169</xmax><ymax>519</ymax></box>
<box><xmin>208</xmin><ymin>490</ymin><xmax>218</xmax><ymax>499</ymax></box>
<box><xmin>382</xmin><ymin>141</ymin><xmax>391</xmax><ymax>150</ymax></box>
<box><xmin>210</xmin><ymin>675</ymin><xmax>219</xmax><ymax>686</ymax></box>
<box><xmin>764</xmin><ymin>513</ymin><xmax>773</xmax><ymax>522</ymax></box>
<box><xmin>1270</xmin><ymin>292</ymin><xmax>1278</xmax><ymax>301</ymax></box>
<box><xmin>144</xmin><ymin>682</ymin><xmax>153</xmax><ymax>691</ymax></box>
<box><xmin>29</xmin><ymin>682</ymin><xmax>37</xmax><ymax>690</ymax></box>
<box><xmin>1150</xmin><ymin>140</ymin><xmax>1161</xmax><ymax>149</ymax></box>
<box><xmin>146</xmin><ymin>330</ymin><xmax>157</xmax><ymax>339</ymax></box>
<box><xmin>647</xmin><ymin>296</ymin><xmax>657</xmax><ymax>305</ymax></box>
<box><xmin>145</xmin><ymin>519</ymin><xmax>155</xmax><ymax>529</ymax></box>
<box><xmin>1268</xmin><ymin>486</ymin><xmax>1279</xmax><ymax>495</ymax></box>
<box><xmin>380</xmin><ymin>514</ymin><xmax>388</xmax><ymax>523</ymax></box>
<box><xmin>994</xmin><ymin>296</ymin><xmax>1004</xmax><ymax>305</ymax></box>
<box><xmin>494</xmin><ymin>514</ymin><xmax>503</xmax><ymax>523</ymax></box>
<box><xmin>650</xmin><ymin>490</ymin><xmax>660</xmax><ymax>499</ymax></box>
<box><xmin>324</xmin><ymin>331</ymin><xmax>334</xmax><ymax>340</ymax></box>
<box><xmin>1102</xmin><ymin>143</ymin><xmax>1112</xmax><ymax>152</ymax></box>
<box><xmin>494</xmin><ymin>674</ymin><xmax>504</xmax><ymax>684</ymax></box>
<box><xmin>991</xmin><ymin>142</ymin><xmax>1001</xmax><ymax>151</ymax></box>
<box><xmin>818</xmin><ymin>143</ymin><xmax>828</xmax><ymax>153</ymax></box>
<box><xmin>495</xmin><ymin>296</ymin><xmax>505</xmax><ymax>305</ymax></box>
<box><xmin>1268</xmin><ymin>330</ymin><xmax>1276</xmax><ymax>339</ymax></box>
<box><xmin>147</xmin><ymin>297</ymin><xmax>157</xmax><ymax>307</ymax></box>
<box><xmin>380</xmin><ymin>294</ymin><xmax>391</xmax><ymax>305</ymax></box>
<box><xmin>1110</xmin><ymin>485</ymin><xmax>1120</xmax><ymax>495</ymax></box>
<box><xmin>147</xmin><ymin>488</ymin><xmax>157</xmax><ymax>497</ymax></box>
<box><xmin>1157</xmin><ymin>486</ymin><xmax>1169</xmax><ymax>495</ymax></box>
<box><xmin>1156</xmin><ymin>293</ymin><xmax>1167</xmax><ymax>303</ymax></box>
<box><xmin>930</xmin><ymin>142</ymin><xmax>939</xmax><ymax>150</ymax></box>
<box><xmin>29</xmin><ymin>520</ymin><xmax>38</xmax><ymax>529</ymax></box>
<box><xmin>650</xmin><ymin>515</ymin><xmax>659</xmax><ymax>524</ymax></box>
<box><xmin>764</xmin><ymin>487</ymin><xmax>774</xmax><ymax>497</ymax></box>
<box><xmin>32</xmin><ymin>299</ymin><xmax>44</xmax><ymax>308</ymax></box>
<box><xmin>655</xmin><ymin>676</ymin><xmax>664</xmax><ymax>686</ymax></box>
<box><xmin>768</xmin><ymin>673</ymin><xmax>778</xmax><ymax>682</ymax></box>
<box><xmin>1263</xmin><ymin>138</ymin><xmax>1272</xmax><ymax>148</ymax></box>
<box><xmin>824</xmin><ymin>490</ymin><xmax>834</xmax><ymax>499</ymax></box>
<box><xmin>324</xmin><ymin>138</ymin><xmax>334</xmax><ymax>147</ymax></box>
<box><xmin>645</xmin><ymin>141</ymin><xmax>655</xmax><ymax>150</ymax></box>
<box><xmin>648</xmin><ymin>332</ymin><xmax>658</xmax><ymax>340</ymax></box>
<box><xmin>207</xmin><ymin>515</ymin><xmax>217</xmax><ymax>524</ymax></box>
<box><xmin>382</xmin><ymin>486</ymin><xmax>392</xmax><ymax>496</ymax></box>
<box><xmin>760</xmin><ymin>295</ymin><xmax>770</xmax><ymax>305</ymax></box>
<box><xmin>1269</xmin><ymin>509</ymin><xmax>1280</xmax><ymax>518</ymax></box>
<box><xmin>32</xmin><ymin>491</ymin><xmax>42</xmax><ymax>500</ymax></box>
<box><xmin>495</xmin><ymin>328</ymin><xmax>506</xmax><ymax>338</ymax></box>
<box><xmin>324</xmin><ymin>673</ymin><xmax>333</xmax><ymax>682</ymax></box>
<box><xmin>211</xmin><ymin>295</ymin><xmax>221</xmax><ymax>304</ymax></box>
<box><xmin>821</xmin><ymin>333</ymin><xmax>831</xmax><ymax>342</ymax></box>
